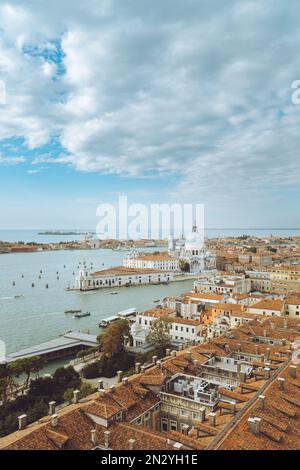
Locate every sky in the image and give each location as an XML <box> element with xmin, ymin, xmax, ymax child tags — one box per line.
<box><xmin>0</xmin><ymin>0</ymin><xmax>300</xmax><ymax>230</ymax></box>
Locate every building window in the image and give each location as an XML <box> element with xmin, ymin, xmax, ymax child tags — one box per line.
<box><xmin>161</xmin><ymin>418</ymin><xmax>168</xmax><ymax>432</ymax></box>
<box><xmin>170</xmin><ymin>420</ymin><xmax>177</xmax><ymax>431</ymax></box>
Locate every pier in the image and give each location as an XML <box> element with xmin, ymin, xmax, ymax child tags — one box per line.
<box><xmin>6</xmin><ymin>331</ymin><xmax>98</xmax><ymax>363</ymax></box>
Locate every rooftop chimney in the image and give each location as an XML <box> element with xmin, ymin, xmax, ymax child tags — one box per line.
<box><xmin>98</xmin><ymin>388</ymin><xmax>106</xmax><ymax>398</ymax></box>
<box><xmin>264</xmin><ymin>367</ymin><xmax>271</xmax><ymax>380</ymax></box>
<box><xmin>97</xmin><ymin>379</ymin><xmax>104</xmax><ymax>390</ymax></box>
<box><xmin>259</xmin><ymin>395</ymin><xmax>265</xmax><ymax>411</ymax></box>
<box><xmin>104</xmin><ymin>430</ymin><xmax>110</xmax><ymax>449</ymax></box>
<box><xmin>166</xmin><ymin>349</ymin><xmax>171</xmax><ymax>356</ymax></box>
<box><xmin>18</xmin><ymin>414</ymin><xmax>27</xmax><ymax>431</ymax></box>
<box><xmin>171</xmin><ymin>350</ymin><xmax>177</xmax><ymax>357</ymax></box>
<box><xmin>237</xmin><ymin>343</ymin><xmax>242</xmax><ymax>352</ymax></box>
<box><xmin>284</xmin><ymin>319</ymin><xmax>288</xmax><ymax>329</ymax></box>
<box><xmin>152</xmin><ymin>355</ymin><xmax>158</xmax><ymax>364</ymax></box>
<box><xmin>128</xmin><ymin>438</ymin><xmax>136</xmax><ymax>450</ymax></box>
<box><xmin>199</xmin><ymin>406</ymin><xmax>206</xmax><ymax>423</ymax></box>
<box><xmin>122</xmin><ymin>377</ymin><xmax>129</xmax><ymax>386</ymax></box>
<box><xmin>156</xmin><ymin>360</ymin><xmax>162</xmax><ymax>369</ymax></box>
<box><xmin>141</xmin><ymin>365</ymin><xmax>146</xmax><ymax>373</ymax></box>
<box><xmin>186</xmin><ymin>351</ymin><xmax>192</xmax><ymax>361</ymax></box>
<box><xmin>73</xmin><ymin>389</ymin><xmax>80</xmax><ymax>404</ymax></box>
<box><xmin>109</xmin><ymin>385</ymin><xmax>115</xmax><ymax>393</ymax></box>
<box><xmin>208</xmin><ymin>412</ymin><xmax>216</xmax><ymax>427</ymax></box>
<box><xmin>91</xmin><ymin>429</ymin><xmax>97</xmax><ymax>447</ymax></box>
<box><xmin>51</xmin><ymin>414</ymin><xmax>58</xmax><ymax>428</ymax></box>
<box><xmin>278</xmin><ymin>377</ymin><xmax>285</xmax><ymax>390</ymax></box>
<box><xmin>248</xmin><ymin>417</ymin><xmax>261</xmax><ymax>436</ymax></box>
<box><xmin>117</xmin><ymin>371</ymin><xmax>123</xmax><ymax>383</ymax></box>
<box><xmin>49</xmin><ymin>401</ymin><xmax>56</xmax><ymax>416</ymax></box>
<box><xmin>181</xmin><ymin>424</ymin><xmax>189</xmax><ymax>435</ymax></box>
<box><xmin>289</xmin><ymin>365</ymin><xmax>297</xmax><ymax>379</ymax></box>
<box><xmin>265</xmin><ymin>348</ymin><xmax>270</xmax><ymax>360</ymax></box>
<box><xmin>135</xmin><ymin>363</ymin><xmax>141</xmax><ymax>374</ymax></box>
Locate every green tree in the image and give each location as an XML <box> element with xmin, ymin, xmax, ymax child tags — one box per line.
<box><xmin>179</xmin><ymin>259</ymin><xmax>190</xmax><ymax>272</ymax></box>
<box><xmin>8</xmin><ymin>356</ymin><xmax>46</xmax><ymax>390</ymax></box>
<box><xmin>80</xmin><ymin>382</ymin><xmax>95</xmax><ymax>398</ymax></box>
<box><xmin>146</xmin><ymin>318</ymin><xmax>172</xmax><ymax>358</ymax></box>
<box><xmin>98</xmin><ymin>319</ymin><xmax>131</xmax><ymax>357</ymax></box>
<box><xmin>63</xmin><ymin>388</ymin><xmax>74</xmax><ymax>404</ymax></box>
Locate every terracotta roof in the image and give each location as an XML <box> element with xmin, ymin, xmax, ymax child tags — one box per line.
<box><xmin>249</xmin><ymin>299</ymin><xmax>285</xmax><ymax>311</ymax></box>
<box><xmin>91</xmin><ymin>266</ymin><xmax>167</xmax><ymax>277</ymax></box>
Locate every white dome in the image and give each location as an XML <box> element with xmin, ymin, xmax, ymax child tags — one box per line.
<box><xmin>185</xmin><ymin>225</ymin><xmax>203</xmax><ymax>252</ymax></box>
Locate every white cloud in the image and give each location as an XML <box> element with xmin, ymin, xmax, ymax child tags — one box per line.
<box><xmin>0</xmin><ymin>0</ymin><xmax>300</xmax><ymax>204</ymax></box>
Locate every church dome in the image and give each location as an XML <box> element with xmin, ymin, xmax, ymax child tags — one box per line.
<box><xmin>185</xmin><ymin>224</ymin><xmax>203</xmax><ymax>252</ymax></box>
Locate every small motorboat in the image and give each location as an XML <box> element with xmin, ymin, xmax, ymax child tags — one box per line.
<box><xmin>110</xmin><ymin>291</ymin><xmax>118</xmax><ymax>295</ymax></box>
<box><xmin>73</xmin><ymin>312</ymin><xmax>91</xmax><ymax>319</ymax></box>
<box><xmin>64</xmin><ymin>309</ymin><xmax>82</xmax><ymax>314</ymax></box>
<box><xmin>14</xmin><ymin>294</ymin><xmax>24</xmax><ymax>299</ymax></box>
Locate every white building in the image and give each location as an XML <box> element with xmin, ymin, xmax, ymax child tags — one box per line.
<box><xmin>285</xmin><ymin>296</ymin><xmax>300</xmax><ymax>318</ymax></box>
<box><xmin>74</xmin><ymin>265</ymin><xmax>173</xmax><ymax>290</ymax></box>
<box><xmin>124</xmin><ymin>251</ymin><xmax>179</xmax><ymax>272</ymax></box>
<box><xmin>130</xmin><ymin>307</ymin><xmax>203</xmax><ymax>349</ymax></box>
<box><xmin>194</xmin><ymin>273</ymin><xmax>251</xmax><ymax>294</ymax></box>
<box><xmin>168</xmin><ymin>223</ymin><xmax>215</xmax><ymax>274</ymax></box>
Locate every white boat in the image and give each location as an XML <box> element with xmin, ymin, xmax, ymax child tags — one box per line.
<box><xmin>117</xmin><ymin>308</ymin><xmax>137</xmax><ymax>319</ymax></box>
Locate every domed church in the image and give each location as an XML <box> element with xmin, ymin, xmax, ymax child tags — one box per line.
<box><xmin>168</xmin><ymin>222</ymin><xmax>208</xmax><ymax>273</ymax></box>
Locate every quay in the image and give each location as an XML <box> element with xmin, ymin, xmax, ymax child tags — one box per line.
<box><xmin>6</xmin><ymin>331</ymin><xmax>98</xmax><ymax>363</ymax></box>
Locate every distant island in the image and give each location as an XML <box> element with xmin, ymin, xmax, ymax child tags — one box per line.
<box><xmin>38</xmin><ymin>231</ymin><xmax>95</xmax><ymax>236</ymax></box>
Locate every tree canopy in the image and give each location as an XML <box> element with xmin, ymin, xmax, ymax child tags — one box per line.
<box><xmin>146</xmin><ymin>318</ymin><xmax>172</xmax><ymax>358</ymax></box>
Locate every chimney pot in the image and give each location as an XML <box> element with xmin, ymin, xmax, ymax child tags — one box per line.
<box><xmin>166</xmin><ymin>349</ymin><xmax>171</xmax><ymax>356</ymax></box>
<box><xmin>152</xmin><ymin>355</ymin><xmax>158</xmax><ymax>364</ymax></box>
<box><xmin>171</xmin><ymin>350</ymin><xmax>177</xmax><ymax>357</ymax></box>
<box><xmin>182</xmin><ymin>424</ymin><xmax>189</xmax><ymax>435</ymax></box>
<box><xmin>117</xmin><ymin>370</ymin><xmax>123</xmax><ymax>383</ymax></box>
<box><xmin>264</xmin><ymin>367</ymin><xmax>271</xmax><ymax>380</ymax></box>
<box><xmin>135</xmin><ymin>362</ymin><xmax>141</xmax><ymax>374</ymax></box>
<box><xmin>73</xmin><ymin>389</ymin><xmax>80</xmax><ymax>404</ymax></box>
<box><xmin>208</xmin><ymin>412</ymin><xmax>216</xmax><ymax>427</ymax></box>
<box><xmin>49</xmin><ymin>401</ymin><xmax>56</xmax><ymax>416</ymax></box>
<box><xmin>122</xmin><ymin>377</ymin><xmax>129</xmax><ymax>386</ymax></box>
<box><xmin>91</xmin><ymin>429</ymin><xmax>97</xmax><ymax>447</ymax></box>
<box><xmin>198</xmin><ymin>406</ymin><xmax>206</xmax><ymax>423</ymax></box>
<box><xmin>259</xmin><ymin>395</ymin><xmax>265</xmax><ymax>410</ymax></box>
<box><xmin>128</xmin><ymin>438</ymin><xmax>136</xmax><ymax>450</ymax></box>
<box><xmin>97</xmin><ymin>379</ymin><xmax>104</xmax><ymax>390</ymax></box>
<box><xmin>104</xmin><ymin>430</ymin><xmax>110</xmax><ymax>449</ymax></box>
<box><xmin>18</xmin><ymin>414</ymin><xmax>27</xmax><ymax>431</ymax></box>
<box><xmin>278</xmin><ymin>377</ymin><xmax>285</xmax><ymax>390</ymax></box>
<box><xmin>51</xmin><ymin>413</ymin><xmax>58</xmax><ymax>428</ymax></box>
<box><xmin>248</xmin><ymin>417</ymin><xmax>261</xmax><ymax>435</ymax></box>
<box><xmin>186</xmin><ymin>351</ymin><xmax>192</xmax><ymax>361</ymax></box>
<box><xmin>289</xmin><ymin>365</ymin><xmax>297</xmax><ymax>379</ymax></box>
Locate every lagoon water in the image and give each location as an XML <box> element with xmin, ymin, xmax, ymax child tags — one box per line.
<box><xmin>1</xmin><ymin>228</ymin><xmax>300</xmax><ymax>358</ymax></box>
<box><xmin>0</xmin><ymin>246</ymin><xmax>194</xmax><ymax>356</ymax></box>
